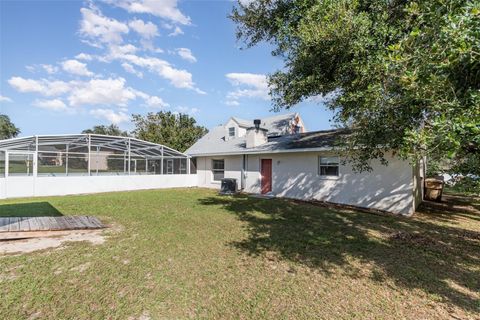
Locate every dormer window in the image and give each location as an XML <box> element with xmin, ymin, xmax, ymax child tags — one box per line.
<box><xmin>228</xmin><ymin>127</ymin><xmax>236</xmax><ymax>137</ymax></box>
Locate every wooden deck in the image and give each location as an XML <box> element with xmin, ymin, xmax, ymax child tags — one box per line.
<box><xmin>0</xmin><ymin>216</ymin><xmax>104</xmax><ymax>233</ymax></box>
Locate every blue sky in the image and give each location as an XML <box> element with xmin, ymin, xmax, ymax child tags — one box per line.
<box><xmin>0</xmin><ymin>0</ymin><xmax>334</xmax><ymax>136</ymax></box>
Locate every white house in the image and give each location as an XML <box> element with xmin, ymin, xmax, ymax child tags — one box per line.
<box><xmin>186</xmin><ymin>113</ymin><xmax>424</xmax><ymax>215</ymax></box>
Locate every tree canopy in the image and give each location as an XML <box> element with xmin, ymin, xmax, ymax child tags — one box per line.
<box><xmin>0</xmin><ymin>114</ymin><xmax>20</xmax><ymax>140</ymax></box>
<box><xmin>132</xmin><ymin>111</ymin><xmax>208</xmax><ymax>152</ymax></box>
<box><xmin>82</xmin><ymin>124</ymin><xmax>129</xmax><ymax>137</ymax></box>
<box><xmin>231</xmin><ymin>0</ymin><xmax>480</xmax><ymax>171</ymax></box>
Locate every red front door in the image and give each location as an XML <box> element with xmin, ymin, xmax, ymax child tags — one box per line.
<box><xmin>261</xmin><ymin>159</ymin><xmax>272</xmax><ymax>194</ymax></box>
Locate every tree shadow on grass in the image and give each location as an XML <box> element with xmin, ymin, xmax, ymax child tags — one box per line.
<box><xmin>198</xmin><ymin>194</ymin><xmax>480</xmax><ymax>314</ymax></box>
<box><xmin>418</xmin><ymin>194</ymin><xmax>480</xmax><ymax>223</ymax></box>
<box><xmin>0</xmin><ymin>202</ymin><xmax>63</xmax><ymax>217</ymax></box>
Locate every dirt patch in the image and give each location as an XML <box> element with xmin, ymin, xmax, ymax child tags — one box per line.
<box><xmin>0</xmin><ymin>229</ymin><xmax>106</xmax><ymax>255</ymax></box>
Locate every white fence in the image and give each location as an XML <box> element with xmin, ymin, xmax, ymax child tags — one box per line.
<box><xmin>0</xmin><ymin>174</ymin><xmax>197</xmax><ymax>199</ymax></box>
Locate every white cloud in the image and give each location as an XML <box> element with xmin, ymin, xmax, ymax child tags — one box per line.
<box><xmin>108</xmin><ymin>44</ymin><xmax>138</xmax><ymax>57</ymax></box>
<box><xmin>225</xmin><ymin>73</ymin><xmax>270</xmax><ymax>105</ymax></box>
<box><xmin>117</xmin><ymin>53</ymin><xmax>204</xmax><ymax>92</ymax></box>
<box><xmin>41</xmin><ymin>64</ymin><xmax>59</xmax><ymax>74</ymax></box>
<box><xmin>176</xmin><ymin>106</ymin><xmax>199</xmax><ymax>115</ymax></box>
<box><xmin>0</xmin><ymin>95</ymin><xmax>13</xmax><ymax>102</ymax></box>
<box><xmin>128</xmin><ymin>18</ymin><xmax>158</xmax><ymax>39</ymax></box>
<box><xmin>75</xmin><ymin>53</ymin><xmax>93</xmax><ymax>61</ymax></box>
<box><xmin>9</xmin><ymin>77</ymin><xmax>45</xmax><ymax>93</ymax></box>
<box><xmin>105</xmin><ymin>0</ymin><xmax>191</xmax><ymax>25</ymax></box>
<box><xmin>90</xmin><ymin>108</ymin><xmax>130</xmax><ymax>124</ymax></box>
<box><xmin>121</xmin><ymin>63</ymin><xmax>143</xmax><ymax>78</ymax></box>
<box><xmin>9</xmin><ymin>76</ymin><xmax>165</xmax><ymax>111</ymax></box>
<box><xmin>61</xmin><ymin>59</ymin><xmax>94</xmax><ymax>77</ymax></box>
<box><xmin>168</xmin><ymin>26</ymin><xmax>184</xmax><ymax>37</ymax></box>
<box><xmin>8</xmin><ymin>77</ymin><xmax>71</xmax><ymax>96</ymax></box>
<box><xmin>32</xmin><ymin>99</ymin><xmax>68</xmax><ymax>111</ymax></box>
<box><xmin>145</xmin><ymin>96</ymin><xmax>169</xmax><ymax>108</ymax></box>
<box><xmin>225</xmin><ymin>100</ymin><xmax>240</xmax><ymax>106</ymax></box>
<box><xmin>176</xmin><ymin>48</ymin><xmax>196</xmax><ymax>63</ymax></box>
<box><xmin>74</xmin><ymin>5</ymin><xmax>202</xmax><ymax>93</ymax></box>
<box><xmin>79</xmin><ymin>7</ymin><xmax>129</xmax><ymax>47</ymax></box>
<box><xmin>26</xmin><ymin>65</ymin><xmax>36</xmax><ymax>73</ymax></box>
<box><xmin>24</xmin><ymin>64</ymin><xmax>58</xmax><ymax>74</ymax></box>
<box><xmin>67</xmin><ymin>78</ymin><xmax>137</xmax><ymax>107</ymax></box>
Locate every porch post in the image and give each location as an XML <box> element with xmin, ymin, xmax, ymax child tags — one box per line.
<box><xmin>33</xmin><ymin>135</ymin><xmax>38</xmax><ymax>177</ymax></box>
<box><xmin>127</xmin><ymin>138</ymin><xmax>131</xmax><ymax>175</ymax></box>
<box><xmin>160</xmin><ymin>146</ymin><xmax>164</xmax><ymax>174</ymax></box>
<box><xmin>65</xmin><ymin>144</ymin><xmax>69</xmax><ymax>176</ymax></box>
<box><xmin>87</xmin><ymin>134</ymin><xmax>91</xmax><ymax>176</ymax></box>
<box><xmin>96</xmin><ymin>146</ymin><xmax>99</xmax><ymax>175</ymax></box>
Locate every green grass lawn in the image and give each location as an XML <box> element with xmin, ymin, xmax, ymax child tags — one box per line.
<box><xmin>0</xmin><ymin>188</ymin><xmax>479</xmax><ymax>319</ymax></box>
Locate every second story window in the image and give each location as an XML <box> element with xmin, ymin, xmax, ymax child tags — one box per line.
<box><xmin>229</xmin><ymin>127</ymin><xmax>235</xmax><ymax>137</ymax></box>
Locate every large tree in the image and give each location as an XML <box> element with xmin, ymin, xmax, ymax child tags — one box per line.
<box><xmin>231</xmin><ymin>0</ymin><xmax>480</xmax><ymax>171</ymax></box>
<box><xmin>82</xmin><ymin>124</ymin><xmax>129</xmax><ymax>137</ymax></box>
<box><xmin>132</xmin><ymin>111</ymin><xmax>208</xmax><ymax>152</ymax></box>
<box><xmin>0</xmin><ymin>114</ymin><xmax>20</xmax><ymax>140</ymax></box>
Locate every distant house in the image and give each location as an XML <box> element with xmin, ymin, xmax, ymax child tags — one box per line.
<box><xmin>186</xmin><ymin>113</ymin><xmax>424</xmax><ymax>215</ymax></box>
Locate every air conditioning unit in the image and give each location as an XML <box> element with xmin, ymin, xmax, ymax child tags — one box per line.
<box><xmin>220</xmin><ymin>178</ymin><xmax>237</xmax><ymax>195</ymax></box>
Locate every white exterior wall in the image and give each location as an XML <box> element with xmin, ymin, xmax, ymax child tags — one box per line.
<box><xmin>196</xmin><ymin>155</ymin><xmax>243</xmax><ymax>189</ymax></box>
<box><xmin>196</xmin><ymin>152</ymin><xmax>416</xmax><ymax>215</ymax></box>
<box><xmin>0</xmin><ymin>174</ymin><xmax>197</xmax><ymax>199</ymax></box>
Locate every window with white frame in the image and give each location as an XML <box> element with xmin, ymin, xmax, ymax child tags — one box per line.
<box><xmin>212</xmin><ymin>159</ymin><xmax>225</xmax><ymax>181</ymax></box>
<box><xmin>228</xmin><ymin>127</ymin><xmax>235</xmax><ymax>137</ymax></box>
<box><xmin>319</xmin><ymin>156</ymin><xmax>339</xmax><ymax>176</ymax></box>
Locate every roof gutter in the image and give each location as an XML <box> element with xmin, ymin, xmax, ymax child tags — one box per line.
<box><xmin>187</xmin><ymin>146</ymin><xmax>336</xmax><ymax>157</ymax></box>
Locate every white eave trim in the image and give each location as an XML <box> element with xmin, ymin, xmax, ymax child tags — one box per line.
<box><xmin>187</xmin><ymin>146</ymin><xmax>336</xmax><ymax>157</ymax></box>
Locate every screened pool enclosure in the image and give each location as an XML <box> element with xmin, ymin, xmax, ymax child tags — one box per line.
<box><xmin>0</xmin><ymin>134</ymin><xmax>194</xmax><ymax>177</ymax></box>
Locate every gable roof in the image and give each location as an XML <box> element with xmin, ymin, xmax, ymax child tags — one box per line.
<box><xmin>186</xmin><ymin>128</ymin><xmax>349</xmax><ymax>157</ymax></box>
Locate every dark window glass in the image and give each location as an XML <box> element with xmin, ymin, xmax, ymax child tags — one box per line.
<box><xmin>212</xmin><ymin>159</ymin><xmax>225</xmax><ymax>181</ymax></box>
<box><xmin>229</xmin><ymin>127</ymin><xmax>235</xmax><ymax>137</ymax></box>
<box><xmin>320</xmin><ymin>166</ymin><xmax>339</xmax><ymax>176</ymax></box>
<box><xmin>212</xmin><ymin>159</ymin><xmax>224</xmax><ymax>170</ymax></box>
<box><xmin>319</xmin><ymin>156</ymin><xmax>339</xmax><ymax>176</ymax></box>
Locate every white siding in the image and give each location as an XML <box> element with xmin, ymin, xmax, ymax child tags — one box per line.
<box><xmin>196</xmin><ymin>152</ymin><xmax>415</xmax><ymax>215</ymax></box>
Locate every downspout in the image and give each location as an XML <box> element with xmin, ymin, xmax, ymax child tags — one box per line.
<box><xmin>241</xmin><ymin>154</ymin><xmax>248</xmax><ymax>191</ymax></box>
<box><xmin>241</xmin><ymin>154</ymin><xmax>246</xmax><ymax>190</ymax></box>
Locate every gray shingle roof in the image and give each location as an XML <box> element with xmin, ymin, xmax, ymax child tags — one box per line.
<box><xmin>231</xmin><ymin>112</ymin><xmax>298</xmax><ymax>135</ymax></box>
<box><xmin>186</xmin><ymin>128</ymin><xmax>349</xmax><ymax>156</ymax></box>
